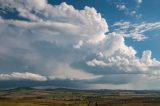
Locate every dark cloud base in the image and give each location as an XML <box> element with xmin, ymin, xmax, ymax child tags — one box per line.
<box><xmin>0</xmin><ymin>80</ymin><xmax>87</xmax><ymax>89</ymax></box>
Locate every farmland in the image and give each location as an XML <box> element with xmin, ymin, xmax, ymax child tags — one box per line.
<box><xmin>0</xmin><ymin>87</ymin><xmax>160</xmax><ymax>106</ymax></box>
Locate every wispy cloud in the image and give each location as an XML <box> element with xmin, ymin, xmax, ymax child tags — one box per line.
<box><xmin>113</xmin><ymin>21</ymin><xmax>160</xmax><ymax>41</ymax></box>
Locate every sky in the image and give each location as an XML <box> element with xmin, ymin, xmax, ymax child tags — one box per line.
<box><xmin>0</xmin><ymin>0</ymin><xmax>160</xmax><ymax>90</ymax></box>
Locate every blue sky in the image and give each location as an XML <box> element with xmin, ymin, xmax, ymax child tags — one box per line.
<box><xmin>0</xmin><ymin>0</ymin><xmax>160</xmax><ymax>90</ymax></box>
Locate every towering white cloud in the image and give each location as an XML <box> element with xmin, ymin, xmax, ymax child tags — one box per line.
<box><xmin>102</xmin><ymin>32</ymin><xmax>136</xmax><ymax>57</ymax></box>
<box><xmin>141</xmin><ymin>50</ymin><xmax>152</xmax><ymax>65</ymax></box>
<box><xmin>0</xmin><ymin>0</ymin><xmax>107</xmax><ymax>81</ymax></box>
<box><xmin>86</xmin><ymin>32</ymin><xmax>160</xmax><ymax>78</ymax></box>
<box><xmin>0</xmin><ymin>0</ymin><xmax>108</xmax><ymax>43</ymax></box>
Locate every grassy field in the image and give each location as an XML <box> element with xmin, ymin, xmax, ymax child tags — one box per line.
<box><xmin>1</xmin><ymin>88</ymin><xmax>160</xmax><ymax>106</ymax></box>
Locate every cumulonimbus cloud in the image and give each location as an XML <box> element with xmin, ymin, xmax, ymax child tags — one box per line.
<box><xmin>0</xmin><ymin>0</ymin><xmax>107</xmax><ymax>81</ymax></box>
<box><xmin>0</xmin><ymin>0</ymin><xmax>160</xmax><ymax>89</ymax></box>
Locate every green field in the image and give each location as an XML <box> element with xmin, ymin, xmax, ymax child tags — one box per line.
<box><xmin>1</xmin><ymin>88</ymin><xmax>160</xmax><ymax>106</ymax></box>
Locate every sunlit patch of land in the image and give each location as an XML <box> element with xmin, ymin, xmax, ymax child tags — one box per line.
<box><xmin>1</xmin><ymin>87</ymin><xmax>160</xmax><ymax>106</ymax></box>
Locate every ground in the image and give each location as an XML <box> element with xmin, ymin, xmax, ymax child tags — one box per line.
<box><xmin>0</xmin><ymin>88</ymin><xmax>160</xmax><ymax>106</ymax></box>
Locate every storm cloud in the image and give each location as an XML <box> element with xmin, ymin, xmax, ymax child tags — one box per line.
<box><xmin>0</xmin><ymin>0</ymin><xmax>160</xmax><ymax>89</ymax></box>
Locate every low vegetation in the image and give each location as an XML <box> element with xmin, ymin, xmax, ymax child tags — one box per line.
<box><xmin>0</xmin><ymin>88</ymin><xmax>160</xmax><ymax>106</ymax></box>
